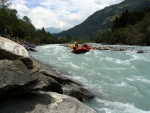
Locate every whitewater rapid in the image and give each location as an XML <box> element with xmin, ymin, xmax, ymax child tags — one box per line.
<box><xmin>30</xmin><ymin>44</ymin><xmax>150</xmax><ymax>113</ymax></box>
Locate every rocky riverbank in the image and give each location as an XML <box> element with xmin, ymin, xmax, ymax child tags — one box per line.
<box><xmin>61</xmin><ymin>43</ymin><xmax>146</xmax><ymax>53</ymax></box>
<box><xmin>61</xmin><ymin>43</ymin><xmax>128</xmax><ymax>51</ymax></box>
<box><xmin>0</xmin><ymin>37</ymin><xmax>96</xmax><ymax>113</ymax></box>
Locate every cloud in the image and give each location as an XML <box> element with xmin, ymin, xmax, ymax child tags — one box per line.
<box><xmin>9</xmin><ymin>0</ymin><xmax>124</xmax><ymax>30</ymax></box>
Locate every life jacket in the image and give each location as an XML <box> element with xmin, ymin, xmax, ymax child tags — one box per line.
<box><xmin>71</xmin><ymin>44</ymin><xmax>78</xmax><ymax>50</ymax></box>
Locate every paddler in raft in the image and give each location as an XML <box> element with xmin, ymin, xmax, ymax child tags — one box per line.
<box><xmin>71</xmin><ymin>42</ymin><xmax>78</xmax><ymax>50</ymax></box>
<box><xmin>81</xmin><ymin>43</ymin><xmax>91</xmax><ymax>50</ymax></box>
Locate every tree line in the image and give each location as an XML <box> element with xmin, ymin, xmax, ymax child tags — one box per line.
<box><xmin>0</xmin><ymin>0</ymin><xmax>70</xmax><ymax>44</ymax></box>
<box><xmin>94</xmin><ymin>7</ymin><xmax>150</xmax><ymax>45</ymax></box>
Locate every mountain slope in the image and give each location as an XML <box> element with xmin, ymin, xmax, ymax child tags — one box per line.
<box><xmin>55</xmin><ymin>0</ymin><xmax>150</xmax><ymax>38</ymax></box>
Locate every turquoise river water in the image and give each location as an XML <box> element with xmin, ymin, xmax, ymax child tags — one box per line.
<box><xmin>30</xmin><ymin>44</ymin><xmax>150</xmax><ymax>113</ymax></box>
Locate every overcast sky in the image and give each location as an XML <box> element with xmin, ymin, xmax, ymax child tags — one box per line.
<box><xmin>9</xmin><ymin>0</ymin><xmax>124</xmax><ymax>30</ymax></box>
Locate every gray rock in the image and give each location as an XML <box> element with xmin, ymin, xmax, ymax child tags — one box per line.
<box><xmin>35</xmin><ymin>73</ymin><xmax>63</xmax><ymax>94</ymax></box>
<box><xmin>0</xmin><ymin>91</ymin><xmax>96</xmax><ymax>113</ymax></box>
<box><xmin>0</xmin><ymin>60</ymin><xmax>38</xmax><ymax>98</ymax></box>
<box><xmin>0</xmin><ymin>37</ymin><xmax>33</xmax><ymax>69</ymax></box>
<box><xmin>0</xmin><ymin>37</ymin><xmax>29</xmax><ymax>58</ymax></box>
<box><xmin>137</xmin><ymin>50</ymin><xmax>144</xmax><ymax>53</ymax></box>
<box><xmin>0</xmin><ymin>59</ymin><xmax>62</xmax><ymax>99</ymax></box>
<box><xmin>63</xmin><ymin>83</ymin><xmax>95</xmax><ymax>102</ymax></box>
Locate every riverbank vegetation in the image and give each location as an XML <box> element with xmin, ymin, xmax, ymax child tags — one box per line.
<box><xmin>0</xmin><ymin>0</ymin><xmax>57</xmax><ymax>44</ymax></box>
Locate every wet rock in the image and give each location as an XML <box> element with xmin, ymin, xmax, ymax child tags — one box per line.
<box><xmin>62</xmin><ymin>83</ymin><xmax>95</xmax><ymax>102</ymax></box>
<box><xmin>0</xmin><ymin>60</ymin><xmax>38</xmax><ymax>99</ymax></box>
<box><xmin>0</xmin><ymin>91</ymin><xmax>96</xmax><ymax>113</ymax></box>
<box><xmin>0</xmin><ymin>59</ymin><xmax>62</xmax><ymax>99</ymax></box>
<box><xmin>0</xmin><ymin>37</ymin><xmax>29</xmax><ymax>58</ymax></box>
<box><xmin>0</xmin><ymin>37</ymin><xmax>33</xmax><ymax>69</ymax></box>
<box><xmin>33</xmin><ymin>72</ymin><xmax>63</xmax><ymax>94</ymax></box>
<box><xmin>137</xmin><ymin>50</ymin><xmax>144</xmax><ymax>53</ymax></box>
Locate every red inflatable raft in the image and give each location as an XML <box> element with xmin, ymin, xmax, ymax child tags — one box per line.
<box><xmin>72</xmin><ymin>47</ymin><xmax>89</xmax><ymax>54</ymax></box>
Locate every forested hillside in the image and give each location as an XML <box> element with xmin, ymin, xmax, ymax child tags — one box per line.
<box><xmin>95</xmin><ymin>8</ymin><xmax>150</xmax><ymax>45</ymax></box>
<box><xmin>55</xmin><ymin>0</ymin><xmax>150</xmax><ymax>39</ymax></box>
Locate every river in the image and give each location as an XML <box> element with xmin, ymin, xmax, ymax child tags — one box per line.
<box><xmin>30</xmin><ymin>44</ymin><xmax>150</xmax><ymax>113</ymax></box>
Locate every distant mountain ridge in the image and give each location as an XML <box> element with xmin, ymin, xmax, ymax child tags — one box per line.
<box><xmin>55</xmin><ymin>0</ymin><xmax>150</xmax><ymax>38</ymax></box>
<box><xmin>45</xmin><ymin>27</ymin><xmax>62</xmax><ymax>34</ymax></box>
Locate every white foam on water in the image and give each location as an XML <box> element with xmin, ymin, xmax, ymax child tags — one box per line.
<box><xmin>105</xmin><ymin>56</ymin><xmax>113</xmax><ymax>62</ymax></box>
<box><xmin>99</xmin><ymin>67</ymin><xmax>126</xmax><ymax>71</ymax></box>
<box><xmin>93</xmin><ymin>50</ymin><xmax>103</xmax><ymax>58</ymax></box>
<box><xmin>115</xmin><ymin>59</ymin><xmax>131</xmax><ymax>65</ymax></box>
<box><xmin>113</xmin><ymin>82</ymin><xmax>128</xmax><ymax>87</ymax></box>
<box><xmin>80</xmin><ymin>62</ymin><xmax>88</xmax><ymax>68</ymax></box>
<box><xmin>71</xmin><ymin>75</ymin><xmax>89</xmax><ymax>85</ymax></box>
<box><xmin>94</xmin><ymin>98</ymin><xmax>150</xmax><ymax>113</ymax></box>
<box><xmin>126</xmin><ymin>51</ymin><xmax>145</xmax><ymax>61</ymax></box>
<box><xmin>66</xmin><ymin>62</ymin><xmax>80</xmax><ymax>70</ymax></box>
<box><xmin>127</xmin><ymin>75</ymin><xmax>150</xmax><ymax>84</ymax></box>
<box><xmin>138</xmin><ymin>76</ymin><xmax>150</xmax><ymax>83</ymax></box>
<box><xmin>83</xmin><ymin>57</ymin><xmax>91</xmax><ymax>62</ymax></box>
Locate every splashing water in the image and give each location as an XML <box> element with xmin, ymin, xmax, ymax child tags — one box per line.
<box><xmin>30</xmin><ymin>44</ymin><xmax>150</xmax><ymax>113</ymax></box>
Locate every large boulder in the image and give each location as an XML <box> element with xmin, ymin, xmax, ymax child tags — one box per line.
<box><xmin>0</xmin><ymin>91</ymin><xmax>96</xmax><ymax>113</ymax></box>
<box><xmin>0</xmin><ymin>59</ymin><xmax>62</xmax><ymax>99</ymax></box>
<box><xmin>0</xmin><ymin>59</ymin><xmax>38</xmax><ymax>98</ymax></box>
<box><xmin>0</xmin><ymin>37</ymin><xmax>33</xmax><ymax>69</ymax></box>
<box><xmin>0</xmin><ymin>37</ymin><xmax>29</xmax><ymax>58</ymax></box>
